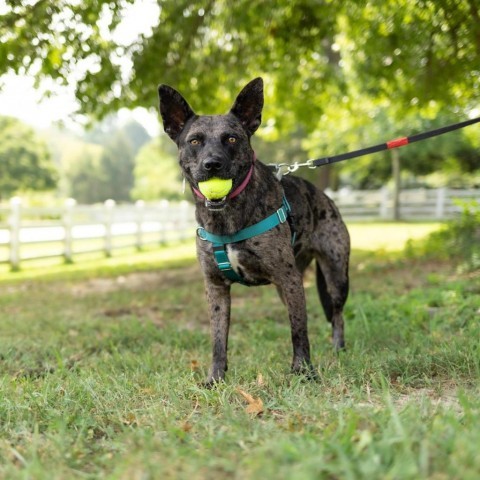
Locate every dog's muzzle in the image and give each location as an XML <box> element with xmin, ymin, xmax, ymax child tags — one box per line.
<box><xmin>204</xmin><ymin>197</ymin><xmax>228</xmax><ymax>211</ymax></box>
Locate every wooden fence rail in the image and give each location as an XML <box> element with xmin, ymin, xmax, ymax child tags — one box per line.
<box><xmin>0</xmin><ymin>198</ymin><xmax>197</xmax><ymax>270</ymax></box>
<box><xmin>326</xmin><ymin>187</ymin><xmax>479</xmax><ymax>221</ymax></box>
<box><xmin>0</xmin><ymin>188</ymin><xmax>478</xmax><ymax>270</ymax></box>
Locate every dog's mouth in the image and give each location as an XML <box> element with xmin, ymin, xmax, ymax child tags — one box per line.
<box><xmin>204</xmin><ymin>197</ymin><xmax>228</xmax><ymax>211</ymax></box>
<box><xmin>191</xmin><ymin>160</ymin><xmax>255</xmax><ymax>211</ymax></box>
<box><xmin>193</xmin><ymin>176</ymin><xmax>233</xmax><ymax>211</ymax></box>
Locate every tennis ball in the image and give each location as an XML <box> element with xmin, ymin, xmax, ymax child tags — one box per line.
<box><xmin>198</xmin><ymin>178</ymin><xmax>233</xmax><ymax>200</ymax></box>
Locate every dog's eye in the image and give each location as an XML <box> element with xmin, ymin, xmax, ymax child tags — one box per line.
<box><xmin>190</xmin><ymin>139</ymin><xmax>200</xmax><ymax>146</ymax></box>
<box><xmin>228</xmin><ymin>137</ymin><xmax>237</xmax><ymax>144</ymax></box>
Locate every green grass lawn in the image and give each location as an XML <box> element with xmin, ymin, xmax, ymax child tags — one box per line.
<box><xmin>1</xmin><ymin>223</ymin><xmax>479</xmax><ymax>479</ymax></box>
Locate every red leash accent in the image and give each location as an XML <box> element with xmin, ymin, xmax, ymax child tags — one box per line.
<box><xmin>387</xmin><ymin>137</ymin><xmax>409</xmax><ymax>149</ymax></box>
<box><xmin>193</xmin><ymin>152</ymin><xmax>256</xmax><ymax>200</ymax></box>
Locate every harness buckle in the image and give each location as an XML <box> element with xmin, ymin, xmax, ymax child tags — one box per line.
<box><xmin>197</xmin><ymin>227</ymin><xmax>208</xmax><ymax>240</ymax></box>
<box><xmin>276</xmin><ymin>207</ymin><xmax>287</xmax><ymax>224</ymax></box>
<box><xmin>217</xmin><ymin>262</ymin><xmax>233</xmax><ymax>271</ymax></box>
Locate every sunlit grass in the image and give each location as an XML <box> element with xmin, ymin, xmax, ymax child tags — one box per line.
<box><xmin>347</xmin><ymin>221</ymin><xmax>442</xmax><ymax>251</ymax></box>
<box><xmin>0</xmin><ymin>241</ymin><xmax>197</xmax><ymax>283</ymax></box>
<box><xmin>0</xmin><ymin>235</ymin><xmax>478</xmax><ymax>479</ymax></box>
<box><xmin>0</xmin><ymin>222</ymin><xmax>442</xmax><ymax>282</ymax></box>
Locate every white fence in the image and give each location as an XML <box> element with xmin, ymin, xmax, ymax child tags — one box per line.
<box><xmin>327</xmin><ymin>187</ymin><xmax>479</xmax><ymax>221</ymax></box>
<box><xmin>0</xmin><ymin>198</ymin><xmax>197</xmax><ymax>270</ymax></box>
<box><xmin>0</xmin><ymin>187</ymin><xmax>478</xmax><ymax>270</ymax></box>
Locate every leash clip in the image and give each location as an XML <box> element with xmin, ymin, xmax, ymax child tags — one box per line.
<box><xmin>270</xmin><ymin>160</ymin><xmax>318</xmax><ymax>179</ymax></box>
<box><xmin>287</xmin><ymin>162</ymin><xmax>300</xmax><ymax>173</ymax></box>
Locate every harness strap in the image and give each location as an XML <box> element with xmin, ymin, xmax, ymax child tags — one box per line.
<box><xmin>197</xmin><ymin>196</ymin><xmax>295</xmax><ymax>285</ymax></box>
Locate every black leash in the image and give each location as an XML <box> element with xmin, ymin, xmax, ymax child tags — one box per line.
<box><xmin>273</xmin><ymin>115</ymin><xmax>480</xmax><ymax>176</ymax></box>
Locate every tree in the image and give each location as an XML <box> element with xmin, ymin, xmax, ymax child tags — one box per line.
<box><xmin>64</xmin><ymin>133</ymin><xmax>136</xmax><ymax>203</ymax></box>
<box><xmin>65</xmin><ymin>143</ymin><xmax>107</xmax><ymax>203</ymax></box>
<box><xmin>100</xmin><ymin>132</ymin><xmax>136</xmax><ymax>202</ymax></box>
<box><xmin>1</xmin><ymin>0</ymin><xmax>478</xmax><ymax>130</ymax></box>
<box><xmin>0</xmin><ymin>116</ymin><xmax>57</xmax><ymax>200</ymax></box>
<box><xmin>62</xmin><ymin>116</ymin><xmax>151</xmax><ymax>203</ymax></box>
<box><xmin>131</xmin><ymin>135</ymin><xmax>183</xmax><ymax>201</ymax></box>
<box><xmin>2</xmin><ymin>1</ymin><xmax>479</xmax><ymax>194</ymax></box>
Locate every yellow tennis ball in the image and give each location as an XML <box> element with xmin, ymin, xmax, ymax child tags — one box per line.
<box><xmin>198</xmin><ymin>178</ymin><xmax>233</xmax><ymax>200</ymax></box>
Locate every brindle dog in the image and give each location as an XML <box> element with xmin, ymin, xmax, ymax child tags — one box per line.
<box><xmin>158</xmin><ymin>77</ymin><xmax>350</xmax><ymax>385</ymax></box>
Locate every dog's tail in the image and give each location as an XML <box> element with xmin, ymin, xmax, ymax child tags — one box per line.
<box><xmin>315</xmin><ymin>261</ymin><xmax>333</xmax><ymax>323</ymax></box>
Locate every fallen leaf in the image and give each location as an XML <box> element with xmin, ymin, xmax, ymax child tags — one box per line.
<box><xmin>190</xmin><ymin>360</ymin><xmax>200</xmax><ymax>371</ymax></box>
<box><xmin>122</xmin><ymin>413</ymin><xmax>137</xmax><ymax>426</ymax></box>
<box><xmin>181</xmin><ymin>421</ymin><xmax>193</xmax><ymax>433</ymax></box>
<box><xmin>237</xmin><ymin>389</ymin><xmax>264</xmax><ymax>416</ymax></box>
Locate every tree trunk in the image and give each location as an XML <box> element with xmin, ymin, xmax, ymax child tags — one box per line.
<box><xmin>316</xmin><ymin>165</ymin><xmax>332</xmax><ymax>191</ymax></box>
<box><xmin>391</xmin><ymin>149</ymin><xmax>401</xmax><ymax>221</ymax></box>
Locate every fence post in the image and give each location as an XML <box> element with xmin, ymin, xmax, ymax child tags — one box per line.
<box><xmin>104</xmin><ymin>199</ymin><xmax>115</xmax><ymax>257</ymax></box>
<box><xmin>135</xmin><ymin>200</ymin><xmax>145</xmax><ymax>250</ymax></box>
<box><xmin>8</xmin><ymin>196</ymin><xmax>22</xmax><ymax>271</ymax></box>
<box><xmin>63</xmin><ymin>198</ymin><xmax>76</xmax><ymax>263</ymax></box>
<box><xmin>435</xmin><ymin>188</ymin><xmax>446</xmax><ymax>219</ymax></box>
<box><xmin>159</xmin><ymin>200</ymin><xmax>169</xmax><ymax>244</ymax></box>
<box><xmin>379</xmin><ymin>187</ymin><xmax>390</xmax><ymax>220</ymax></box>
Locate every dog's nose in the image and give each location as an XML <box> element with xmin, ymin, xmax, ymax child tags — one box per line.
<box><xmin>203</xmin><ymin>157</ymin><xmax>223</xmax><ymax>171</ymax></box>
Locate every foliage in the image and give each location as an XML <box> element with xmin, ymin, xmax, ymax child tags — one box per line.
<box><xmin>131</xmin><ymin>134</ymin><xmax>184</xmax><ymax>201</ymax></box>
<box><xmin>0</xmin><ymin>116</ymin><xmax>58</xmax><ymax>200</ymax></box>
<box><xmin>1</xmin><ymin>1</ymin><xmax>479</xmax><ymax>191</ymax></box>
<box><xmin>98</xmin><ymin>132</ymin><xmax>136</xmax><ymax>202</ymax></box>
<box><xmin>61</xmin><ymin>116</ymin><xmax>151</xmax><ymax>203</ymax></box>
<box><xmin>0</xmin><ymin>244</ymin><xmax>479</xmax><ymax>478</ymax></box>
<box><xmin>405</xmin><ymin>201</ymin><xmax>480</xmax><ymax>272</ymax></box>
<box><xmin>1</xmin><ymin>0</ymin><xmax>478</xmax><ymax>128</ymax></box>
<box><xmin>304</xmin><ymin>97</ymin><xmax>480</xmax><ymax>189</ymax></box>
<box><xmin>63</xmin><ymin>142</ymin><xmax>106</xmax><ymax>203</ymax></box>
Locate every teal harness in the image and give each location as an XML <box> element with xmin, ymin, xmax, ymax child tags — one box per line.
<box><xmin>196</xmin><ymin>196</ymin><xmax>296</xmax><ymax>285</ymax></box>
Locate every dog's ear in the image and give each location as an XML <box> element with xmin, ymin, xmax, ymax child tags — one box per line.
<box><xmin>229</xmin><ymin>77</ymin><xmax>264</xmax><ymax>136</ymax></box>
<box><xmin>158</xmin><ymin>85</ymin><xmax>195</xmax><ymax>142</ymax></box>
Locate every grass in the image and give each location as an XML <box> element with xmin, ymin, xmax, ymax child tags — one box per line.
<box><xmin>347</xmin><ymin>221</ymin><xmax>441</xmax><ymax>251</ymax></box>
<box><xmin>0</xmin><ymin>222</ymin><xmax>479</xmax><ymax>479</ymax></box>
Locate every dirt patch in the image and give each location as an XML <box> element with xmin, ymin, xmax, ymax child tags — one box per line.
<box><xmin>394</xmin><ymin>385</ymin><xmax>464</xmax><ymax>414</ymax></box>
<box><xmin>69</xmin><ymin>264</ymin><xmax>203</xmax><ymax>296</ymax></box>
<box><xmin>351</xmin><ymin>258</ymin><xmax>455</xmax><ymax>296</ymax></box>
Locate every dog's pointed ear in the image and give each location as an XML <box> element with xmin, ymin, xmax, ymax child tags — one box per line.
<box><xmin>158</xmin><ymin>85</ymin><xmax>195</xmax><ymax>142</ymax></box>
<box><xmin>229</xmin><ymin>77</ymin><xmax>264</xmax><ymax>136</ymax></box>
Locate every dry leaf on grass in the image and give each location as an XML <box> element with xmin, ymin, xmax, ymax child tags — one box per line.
<box><xmin>190</xmin><ymin>359</ymin><xmax>200</xmax><ymax>371</ymax></box>
<box><xmin>237</xmin><ymin>389</ymin><xmax>264</xmax><ymax>415</ymax></box>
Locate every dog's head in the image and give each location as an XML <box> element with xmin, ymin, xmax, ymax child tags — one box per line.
<box><xmin>158</xmin><ymin>78</ymin><xmax>263</xmax><ymax>208</ymax></box>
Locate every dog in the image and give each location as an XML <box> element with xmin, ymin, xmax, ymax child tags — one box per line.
<box><xmin>158</xmin><ymin>77</ymin><xmax>350</xmax><ymax>385</ymax></box>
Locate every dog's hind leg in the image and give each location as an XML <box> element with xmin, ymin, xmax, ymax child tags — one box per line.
<box><xmin>315</xmin><ymin>257</ymin><xmax>349</xmax><ymax>351</ymax></box>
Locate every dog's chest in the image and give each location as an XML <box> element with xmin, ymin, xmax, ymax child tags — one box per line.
<box><xmin>225</xmin><ymin>244</ymin><xmax>264</xmax><ymax>282</ymax></box>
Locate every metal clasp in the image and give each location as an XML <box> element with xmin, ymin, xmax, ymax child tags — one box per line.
<box><xmin>269</xmin><ymin>160</ymin><xmax>317</xmax><ymax>178</ymax></box>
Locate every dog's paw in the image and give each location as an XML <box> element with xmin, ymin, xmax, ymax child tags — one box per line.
<box><xmin>291</xmin><ymin>362</ymin><xmax>319</xmax><ymax>382</ymax></box>
<box><xmin>200</xmin><ymin>376</ymin><xmax>225</xmax><ymax>389</ymax></box>
<box><xmin>333</xmin><ymin>339</ymin><xmax>346</xmax><ymax>353</ymax></box>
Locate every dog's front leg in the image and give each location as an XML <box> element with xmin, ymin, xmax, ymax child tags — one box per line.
<box><xmin>204</xmin><ymin>281</ymin><xmax>231</xmax><ymax>386</ymax></box>
<box><xmin>279</xmin><ymin>274</ymin><xmax>315</xmax><ymax>377</ymax></box>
